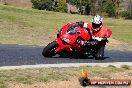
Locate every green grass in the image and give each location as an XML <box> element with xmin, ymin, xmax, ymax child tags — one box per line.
<box><xmin>0</xmin><ymin>5</ymin><xmax>89</xmax><ymax>45</ymax></box>
<box><xmin>121</xmin><ymin>65</ymin><xmax>131</xmax><ymax>70</ymax></box>
<box><xmin>0</xmin><ymin>4</ymin><xmax>132</xmax><ymax>45</ymax></box>
<box><xmin>15</xmin><ymin>75</ymin><xmax>32</xmax><ymax>84</ymax></box>
<box><xmin>104</xmin><ymin>18</ymin><xmax>132</xmax><ymax>43</ymax></box>
<box><xmin>0</xmin><ymin>82</ymin><xmax>5</xmax><ymax>88</ymax></box>
<box><xmin>0</xmin><ymin>66</ymin><xmax>131</xmax><ymax>87</ymax></box>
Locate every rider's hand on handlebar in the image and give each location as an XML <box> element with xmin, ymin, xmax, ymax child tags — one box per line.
<box><xmin>80</xmin><ymin>41</ymin><xmax>85</xmax><ymax>45</ymax></box>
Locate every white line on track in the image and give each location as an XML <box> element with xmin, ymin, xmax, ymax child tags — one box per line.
<box><xmin>0</xmin><ymin>62</ymin><xmax>132</xmax><ymax>70</ymax></box>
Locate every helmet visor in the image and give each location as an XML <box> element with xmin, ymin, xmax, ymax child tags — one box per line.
<box><xmin>92</xmin><ymin>23</ymin><xmax>102</xmax><ymax>29</ymax></box>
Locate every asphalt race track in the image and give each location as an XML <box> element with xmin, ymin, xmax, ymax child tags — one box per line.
<box><xmin>0</xmin><ymin>44</ymin><xmax>132</xmax><ymax>67</ymax></box>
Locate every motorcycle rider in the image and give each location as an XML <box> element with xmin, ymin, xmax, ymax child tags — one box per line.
<box><xmin>76</xmin><ymin>15</ymin><xmax>112</xmax><ymax>59</ymax></box>
<box><xmin>87</xmin><ymin>15</ymin><xmax>110</xmax><ymax>43</ymax></box>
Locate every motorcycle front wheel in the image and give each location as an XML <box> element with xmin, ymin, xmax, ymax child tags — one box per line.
<box><xmin>42</xmin><ymin>41</ymin><xmax>59</xmax><ymax>57</ymax></box>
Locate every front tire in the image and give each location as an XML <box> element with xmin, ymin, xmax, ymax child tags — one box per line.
<box><xmin>42</xmin><ymin>41</ymin><xmax>58</xmax><ymax>57</ymax></box>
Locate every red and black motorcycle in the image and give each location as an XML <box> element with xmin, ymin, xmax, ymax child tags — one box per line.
<box><xmin>42</xmin><ymin>22</ymin><xmax>112</xmax><ymax>60</ymax></box>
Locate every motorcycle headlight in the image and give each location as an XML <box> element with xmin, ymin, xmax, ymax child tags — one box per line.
<box><xmin>62</xmin><ymin>38</ymin><xmax>70</xmax><ymax>43</ymax></box>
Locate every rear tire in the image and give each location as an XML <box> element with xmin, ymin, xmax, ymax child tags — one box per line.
<box><xmin>94</xmin><ymin>45</ymin><xmax>105</xmax><ymax>60</ymax></box>
<box><xmin>42</xmin><ymin>41</ymin><xmax>58</xmax><ymax>57</ymax></box>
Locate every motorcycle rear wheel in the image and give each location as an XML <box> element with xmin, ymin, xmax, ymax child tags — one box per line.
<box><xmin>94</xmin><ymin>45</ymin><xmax>105</xmax><ymax>60</ymax></box>
<box><xmin>42</xmin><ymin>41</ymin><xmax>58</xmax><ymax>57</ymax></box>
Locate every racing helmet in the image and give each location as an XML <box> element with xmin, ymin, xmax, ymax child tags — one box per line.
<box><xmin>92</xmin><ymin>15</ymin><xmax>103</xmax><ymax>31</ymax></box>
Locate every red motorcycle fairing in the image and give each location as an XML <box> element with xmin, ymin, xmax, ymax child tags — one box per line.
<box><xmin>75</xmin><ymin>27</ymin><xmax>90</xmax><ymax>41</ymax></box>
<box><xmin>54</xmin><ymin>22</ymin><xmax>90</xmax><ymax>53</ymax></box>
<box><xmin>55</xmin><ymin>38</ymin><xmax>83</xmax><ymax>53</ymax></box>
<box><xmin>55</xmin><ymin>38</ymin><xmax>64</xmax><ymax>52</ymax></box>
<box><xmin>60</xmin><ymin>34</ymin><xmax>77</xmax><ymax>44</ymax></box>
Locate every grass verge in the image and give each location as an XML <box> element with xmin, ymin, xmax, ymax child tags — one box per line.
<box><xmin>0</xmin><ymin>4</ymin><xmax>132</xmax><ymax>46</ymax></box>
<box><xmin>0</xmin><ymin>66</ymin><xmax>131</xmax><ymax>88</ymax></box>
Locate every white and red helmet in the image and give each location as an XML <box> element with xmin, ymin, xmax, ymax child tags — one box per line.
<box><xmin>92</xmin><ymin>15</ymin><xmax>103</xmax><ymax>31</ymax></box>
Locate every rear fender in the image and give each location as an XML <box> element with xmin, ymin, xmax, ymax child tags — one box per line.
<box><xmin>55</xmin><ymin>38</ymin><xmax>65</xmax><ymax>52</ymax></box>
